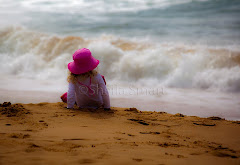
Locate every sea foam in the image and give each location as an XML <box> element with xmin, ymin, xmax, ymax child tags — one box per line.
<box><xmin>0</xmin><ymin>26</ymin><xmax>240</xmax><ymax>92</ymax></box>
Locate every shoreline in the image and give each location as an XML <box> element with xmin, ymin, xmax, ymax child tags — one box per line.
<box><xmin>1</xmin><ymin>88</ymin><xmax>240</xmax><ymax>121</ymax></box>
<box><xmin>0</xmin><ymin>102</ymin><xmax>239</xmax><ymax>165</ymax></box>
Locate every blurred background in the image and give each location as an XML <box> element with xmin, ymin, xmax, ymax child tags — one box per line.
<box><xmin>0</xmin><ymin>0</ymin><xmax>240</xmax><ymax>119</ymax></box>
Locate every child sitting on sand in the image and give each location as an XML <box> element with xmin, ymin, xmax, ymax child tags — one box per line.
<box><xmin>61</xmin><ymin>48</ymin><xmax>110</xmax><ymax>110</ymax></box>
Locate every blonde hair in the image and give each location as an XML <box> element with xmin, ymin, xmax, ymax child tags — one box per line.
<box><xmin>67</xmin><ymin>70</ymin><xmax>98</xmax><ymax>84</ymax></box>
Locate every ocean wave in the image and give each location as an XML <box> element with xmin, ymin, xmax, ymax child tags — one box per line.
<box><xmin>1</xmin><ymin>0</ymin><xmax>240</xmax><ymax>46</ymax></box>
<box><xmin>19</xmin><ymin>0</ymin><xmax>206</xmax><ymax>14</ymax></box>
<box><xmin>0</xmin><ymin>26</ymin><xmax>240</xmax><ymax>92</ymax></box>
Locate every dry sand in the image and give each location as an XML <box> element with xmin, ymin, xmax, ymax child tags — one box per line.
<box><xmin>0</xmin><ymin>102</ymin><xmax>240</xmax><ymax>165</ymax></box>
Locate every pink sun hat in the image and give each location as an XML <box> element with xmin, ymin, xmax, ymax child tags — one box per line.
<box><xmin>68</xmin><ymin>48</ymin><xmax>99</xmax><ymax>74</ymax></box>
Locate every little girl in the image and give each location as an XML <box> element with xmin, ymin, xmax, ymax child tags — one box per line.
<box><xmin>63</xmin><ymin>48</ymin><xmax>110</xmax><ymax>110</ymax></box>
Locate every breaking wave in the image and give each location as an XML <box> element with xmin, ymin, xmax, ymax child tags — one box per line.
<box><xmin>0</xmin><ymin>26</ymin><xmax>240</xmax><ymax>92</ymax></box>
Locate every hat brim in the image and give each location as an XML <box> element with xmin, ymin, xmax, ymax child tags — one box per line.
<box><xmin>68</xmin><ymin>59</ymin><xmax>99</xmax><ymax>74</ymax></box>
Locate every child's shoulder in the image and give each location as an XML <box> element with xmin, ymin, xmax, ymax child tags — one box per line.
<box><xmin>94</xmin><ymin>73</ymin><xmax>106</xmax><ymax>82</ymax></box>
<box><xmin>94</xmin><ymin>73</ymin><xmax>102</xmax><ymax>79</ymax></box>
<box><xmin>96</xmin><ymin>72</ymin><xmax>101</xmax><ymax>76</ymax></box>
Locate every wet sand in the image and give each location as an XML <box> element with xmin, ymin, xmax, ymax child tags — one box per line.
<box><xmin>1</xmin><ymin>88</ymin><xmax>240</xmax><ymax>121</ymax></box>
<box><xmin>0</xmin><ymin>102</ymin><xmax>240</xmax><ymax>165</ymax></box>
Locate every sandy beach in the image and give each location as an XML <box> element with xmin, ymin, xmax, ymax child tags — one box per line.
<box><xmin>0</xmin><ymin>101</ymin><xmax>239</xmax><ymax>165</ymax></box>
<box><xmin>1</xmin><ymin>1</ymin><xmax>240</xmax><ymax>164</ymax></box>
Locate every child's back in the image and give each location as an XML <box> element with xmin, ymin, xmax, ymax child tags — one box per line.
<box><xmin>67</xmin><ymin>72</ymin><xmax>110</xmax><ymax>109</ymax></box>
<box><xmin>65</xmin><ymin>48</ymin><xmax>110</xmax><ymax>109</ymax></box>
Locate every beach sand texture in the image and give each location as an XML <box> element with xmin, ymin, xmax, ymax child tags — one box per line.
<box><xmin>0</xmin><ymin>102</ymin><xmax>239</xmax><ymax>165</ymax></box>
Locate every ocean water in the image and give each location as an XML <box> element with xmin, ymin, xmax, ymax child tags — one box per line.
<box><xmin>0</xmin><ymin>0</ymin><xmax>240</xmax><ymax>119</ymax></box>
